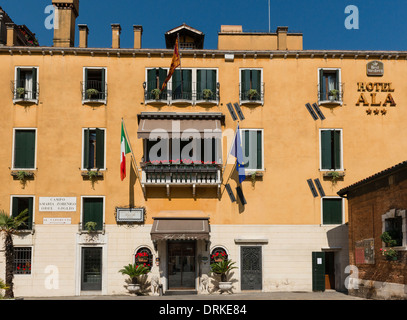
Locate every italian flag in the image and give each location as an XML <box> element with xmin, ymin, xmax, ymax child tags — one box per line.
<box><xmin>120</xmin><ymin>121</ymin><xmax>131</xmax><ymax>181</ymax></box>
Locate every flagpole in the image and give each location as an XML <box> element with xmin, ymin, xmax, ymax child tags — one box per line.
<box><xmin>177</xmin><ymin>32</ymin><xmax>183</xmax><ymax>98</ymax></box>
<box><xmin>222</xmin><ymin>121</ymin><xmax>240</xmax><ymax>173</ymax></box>
<box><xmin>122</xmin><ymin>118</ymin><xmax>145</xmax><ymax>197</ymax></box>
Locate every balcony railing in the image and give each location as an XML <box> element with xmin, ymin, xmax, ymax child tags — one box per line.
<box><xmin>143</xmin><ymin>81</ymin><xmax>219</xmax><ymax>105</ymax></box>
<box><xmin>81</xmin><ymin>80</ymin><xmax>107</xmax><ymax>104</ymax></box>
<box><xmin>140</xmin><ymin>163</ymin><xmax>222</xmax><ymax>196</ymax></box>
<box><xmin>11</xmin><ymin>80</ymin><xmax>39</xmax><ymax>104</ymax></box>
<box><xmin>318</xmin><ymin>83</ymin><xmax>344</xmax><ymax>105</ymax></box>
<box><xmin>239</xmin><ymin>83</ymin><xmax>264</xmax><ymax>105</ymax></box>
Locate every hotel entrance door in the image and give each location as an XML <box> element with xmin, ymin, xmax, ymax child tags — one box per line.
<box><xmin>168</xmin><ymin>241</ymin><xmax>196</xmax><ymax>289</ymax></box>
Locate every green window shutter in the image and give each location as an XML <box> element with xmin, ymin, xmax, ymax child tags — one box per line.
<box><xmin>100</xmin><ymin>69</ymin><xmax>106</xmax><ymax>98</ymax></box>
<box><xmin>16</xmin><ymin>67</ymin><xmax>21</xmax><ymax>87</ymax></box>
<box><xmin>333</xmin><ymin>130</ymin><xmax>341</xmax><ymax>170</ymax></box>
<box><xmin>172</xmin><ymin>69</ymin><xmax>182</xmax><ymax>98</ymax></box>
<box><xmin>323</xmin><ymin>198</ymin><xmax>342</xmax><ymax>224</ymax></box>
<box><xmin>241</xmin><ymin>70</ymin><xmax>250</xmax><ymax>99</ymax></box>
<box><xmin>319</xmin><ymin>69</ymin><xmax>325</xmax><ymax>100</ymax></box>
<box><xmin>243</xmin><ymin>130</ymin><xmax>250</xmax><ymax>169</ymax></box>
<box><xmin>197</xmin><ymin>69</ymin><xmax>204</xmax><ymax>94</ymax></box>
<box><xmin>84</xmin><ymin>68</ymin><xmax>89</xmax><ymax>90</ymax></box>
<box><xmin>14</xmin><ymin>130</ymin><xmax>35</xmax><ymax>169</ymax></box>
<box><xmin>147</xmin><ymin>69</ymin><xmax>156</xmax><ymax>91</ymax></box>
<box><xmin>158</xmin><ymin>68</ymin><xmax>167</xmax><ymax>91</ymax></box>
<box><xmin>183</xmin><ymin>70</ymin><xmax>192</xmax><ymax>95</ymax></box>
<box><xmin>256</xmin><ymin>130</ymin><xmax>262</xmax><ymax>169</ymax></box>
<box><xmin>321</xmin><ymin>130</ymin><xmax>331</xmax><ymax>170</ymax></box>
<box><xmin>32</xmin><ymin>68</ymin><xmax>37</xmax><ymax>98</ymax></box>
<box><xmin>95</xmin><ymin>129</ymin><xmax>105</xmax><ymax>169</ymax></box>
<box><xmin>335</xmin><ymin>69</ymin><xmax>340</xmax><ymax>90</ymax></box>
<box><xmin>83</xmin><ymin>198</ymin><xmax>103</xmax><ymax>231</ymax></box>
<box><xmin>83</xmin><ymin>129</ymin><xmax>90</xmax><ymax>169</ymax></box>
<box><xmin>251</xmin><ymin>70</ymin><xmax>261</xmax><ymax>92</ymax></box>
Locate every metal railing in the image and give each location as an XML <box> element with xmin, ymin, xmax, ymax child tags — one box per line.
<box><xmin>317</xmin><ymin>83</ymin><xmax>344</xmax><ymax>103</ymax></box>
<box><xmin>239</xmin><ymin>83</ymin><xmax>265</xmax><ymax>104</ymax></box>
<box><xmin>141</xmin><ymin>164</ymin><xmax>221</xmax><ymax>185</ymax></box>
<box><xmin>143</xmin><ymin>81</ymin><xmax>220</xmax><ymax>105</ymax></box>
<box><xmin>81</xmin><ymin>80</ymin><xmax>107</xmax><ymax>102</ymax></box>
<box><xmin>11</xmin><ymin>80</ymin><xmax>39</xmax><ymax>102</ymax></box>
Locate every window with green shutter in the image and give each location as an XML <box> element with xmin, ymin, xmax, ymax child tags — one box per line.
<box><xmin>241</xmin><ymin>69</ymin><xmax>262</xmax><ymax>101</ymax></box>
<box><xmin>320</xmin><ymin>129</ymin><xmax>342</xmax><ymax>170</ymax></box>
<box><xmin>197</xmin><ymin>69</ymin><xmax>217</xmax><ymax>101</ymax></box>
<box><xmin>172</xmin><ymin>69</ymin><xmax>192</xmax><ymax>100</ymax></box>
<box><xmin>322</xmin><ymin>198</ymin><xmax>343</xmax><ymax>224</ymax></box>
<box><xmin>83</xmin><ymin>129</ymin><xmax>105</xmax><ymax>170</ymax></box>
<box><xmin>241</xmin><ymin>129</ymin><xmax>263</xmax><ymax>170</ymax></box>
<box><xmin>83</xmin><ymin>68</ymin><xmax>106</xmax><ymax>101</ymax></box>
<box><xmin>14</xmin><ymin>67</ymin><xmax>38</xmax><ymax>101</ymax></box>
<box><xmin>11</xmin><ymin>196</ymin><xmax>34</xmax><ymax>230</ymax></box>
<box><xmin>147</xmin><ymin>68</ymin><xmax>168</xmax><ymax>100</ymax></box>
<box><xmin>82</xmin><ymin>197</ymin><xmax>104</xmax><ymax>231</ymax></box>
<box><xmin>319</xmin><ymin>69</ymin><xmax>341</xmax><ymax>102</ymax></box>
<box><xmin>13</xmin><ymin>129</ymin><xmax>36</xmax><ymax>169</ymax></box>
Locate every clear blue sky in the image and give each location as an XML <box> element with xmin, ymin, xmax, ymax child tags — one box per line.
<box><xmin>1</xmin><ymin>0</ymin><xmax>406</xmax><ymax>51</ymax></box>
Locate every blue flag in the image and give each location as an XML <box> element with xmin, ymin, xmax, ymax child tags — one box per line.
<box><xmin>231</xmin><ymin>125</ymin><xmax>246</xmax><ymax>184</ymax></box>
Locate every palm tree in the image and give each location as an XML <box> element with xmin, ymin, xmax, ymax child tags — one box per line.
<box><xmin>0</xmin><ymin>209</ymin><xmax>28</xmax><ymax>299</ymax></box>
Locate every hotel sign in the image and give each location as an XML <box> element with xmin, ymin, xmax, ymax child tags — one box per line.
<box><xmin>356</xmin><ymin>82</ymin><xmax>396</xmax><ymax>107</ymax></box>
<box><xmin>39</xmin><ymin>197</ymin><xmax>77</xmax><ymax>212</ymax></box>
<box><xmin>367</xmin><ymin>61</ymin><xmax>384</xmax><ymax>76</ymax></box>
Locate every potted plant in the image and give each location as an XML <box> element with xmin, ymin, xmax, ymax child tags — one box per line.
<box><xmin>119</xmin><ymin>263</ymin><xmax>150</xmax><ymax>293</ymax></box>
<box><xmin>247</xmin><ymin>88</ymin><xmax>258</xmax><ymax>100</ymax></box>
<box><xmin>16</xmin><ymin>87</ymin><xmax>25</xmax><ymax>99</ymax></box>
<box><xmin>329</xmin><ymin>89</ymin><xmax>339</xmax><ymax>101</ymax></box>
<box><xmin>136</xmin><ymin>252</ymin><xmax>149</xmax><ymax>263</ymax></box>
<box><xmin>210</xmin><ymin>259</ymin><xmax>237</xmax><ymax>292</ymax></box>
<box><xmin>380</xmin><ymin>231</ymin><xmax>397</xmax><ymax>247</ymax></box>
<box><xmin>380</xmin><ymin>247</ymin><xmax>398</xmax><ymax>261</ymax></box>
<box><xmin>86</xmin><ymin>88</ymin><xmax>99</xmax><ymax>99</ymax></box>
<box><xmin>84</xmin><ymin>221</ymin><xmax>97</xmax><ymax>232</ymax></box>
<box><xmin>151</xmin><ymin>88</ymin><xmax>161</xmax><ymax>100</ymax></box>
<box><xmin>203</xmin><ymin>89</ymin><xmax>213</xmax><ymax>100</ymax></box>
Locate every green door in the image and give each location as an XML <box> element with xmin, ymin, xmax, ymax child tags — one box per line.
<box><xmin>312</xmin><ymin>252</ymin><xmax>325</xmax><ymax>291</ymax></box>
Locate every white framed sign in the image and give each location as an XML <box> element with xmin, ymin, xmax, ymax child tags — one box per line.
<box><xmin>39</xmin><ymin>197</ymin><xmax>76</xmax><ymax>212</ymax></box>
<box><xmin>116</xmin><ymin>208</ymin><xmax>144</xmax><ymax>222</ymax></box>
<box><xmin>43</xmin><ymin>218</ymin><xmax>72</xmax><ymax>225</ymax></box>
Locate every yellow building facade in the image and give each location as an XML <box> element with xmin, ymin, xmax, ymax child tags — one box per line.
<box><xmin>1</xmin><ymin>0</ymin><xmax>407</xmax><ymax>297</ymax></box>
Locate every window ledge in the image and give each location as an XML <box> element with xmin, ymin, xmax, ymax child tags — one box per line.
<box><xmin>319</xmin><ymin>100</ymin><xmax>343</xmax><ymax>107</ymax></box>
<box><xmin>240</xmin><ymin>99</ymin><xmax>263</xmax><ymax>106</ymax></box>
<box><xmin>81</xmin><ymin>170</ymin><xmax>104</xmax><ymax>179</ymax></box>
<box><xmin>82</xmin><ymin>99</ymin><xmax>107</xmax><ymax>105</ymax></box>
<box><xmin>322</xmin><ymin>171</ymin><xmax>345</xmax><ymax>177</ymax></box>
<box><xmin>145</xmin><ymin>99</ymin><xmax>169</xmax><ymax>106</ymax></box>
<box><xmin>13</xmin><ymin>98</ymin><xmax>38</xmax><ymax>105</ymax></box>
<box><xmin>195</xmin><ymin>99</ymin><xmax>219</xmax><ymax>106</ymax></box>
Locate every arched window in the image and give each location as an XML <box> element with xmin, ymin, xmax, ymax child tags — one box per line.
<box><xmin>210</xmin><ymin>247</ymin><xmax>228</xmax><ymax>264</ymax></box>
<box><xmin>135</xmin><ymin>247</ymin><xmax>153</xmax><ymax>269</ymax></box>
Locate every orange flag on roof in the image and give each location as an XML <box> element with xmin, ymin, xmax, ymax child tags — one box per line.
<box><xmin>161</xmin><ymin>37</ymin><xmax>180</xmax><ymax>92</ymax></box>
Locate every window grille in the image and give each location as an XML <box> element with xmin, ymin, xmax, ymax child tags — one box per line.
<box><xmin>14</xmin><ymin>247</ymin><xmax>32</xmax><ymax>274</ymax></box>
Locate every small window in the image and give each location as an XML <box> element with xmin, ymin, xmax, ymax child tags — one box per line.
<box><xmin>13</xmin><ymin>129</ymin><xmax>36</xmax><ymax>170</ymax></box>
<box><xmin>13</xmin><ymin>67</ymin><xmax>38</xmax><ymax>102</ymax></box>
<box><xmin>196</xmin><ymin>69</ymin><xmax>217</xmax><ymax>101</ymax></box>
<box><xmin>384</xmin><ymin>217</ymin><xmax>403</xmax><ymax>247</ymax></box>
<box><xmin>83</xmin><ymin>128</ymin><xmax>105</xmax><ymax>170</ymax></box>
<box><xmin>172</xmin><ymin>69</ymin><xmax>192</xmax><ymax>101</ymax></box>
<box><xmin>135</xmin><ymin>247</ymin><xmax>153</xmax><ymax>268</ymax></box>
<box><xmin>146</xmin><ymin>68</ymin><xmax>168</xmax><ymax>100</ymax></box>
<box><xmin>82</xmin><ymin>197</ymin><xmax>104</xmax><ymax>231</ymax></box>
<box><xmin>82</xmin><ymin>68</ymin><xmax>107</xmax><ymax>102</ymax></box>
<box><xmin>11</xmin><ymin>196</ymin><xmax>34</xmax><ymax>230</ymax></box>
<box><xmin>14</xmin><ymin>247</ymin><xmax>32</xmax><ymax>275</ymax></box>
<box><xmin>210</xmin><ymin>247</ymin><xmax>228</xmax><ymax>264</ymax></box>
<box><xmin>241</xmin><ymin>129</ymin><xmax>264</xmax><ymax>171</ymax></box>
<box><xmin>322</xmin><ymin>197</ymin><xmax>343</xmax><ymax>225</ymax></box>
<box><xmin>320</xmin><ymin>129</ymin><xmax>342</xmax><ymax>171</ymax></box>
<box><xmin>240</xmin><ymin>69</ymin><xmax>263</xmax><ymax>103</ymax></box>
<box><xmin>318</xmin><ymin>68</ymin><xmax>342</xmax><ymax>103</ymax></box>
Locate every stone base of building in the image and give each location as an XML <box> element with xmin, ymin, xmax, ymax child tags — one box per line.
<box><xmin>349</xmin><ymin>279</ymin><xmax>407</xmax><ymax>300</ymax></box>
<box><xmin>0</xmin><ymin>224</ymin><xmax>349</xmax><ymax>298</ymax></box>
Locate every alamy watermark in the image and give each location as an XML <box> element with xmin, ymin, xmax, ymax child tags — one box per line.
<box><xmin>44</xmin><ymin>5</ymin><xmax>59</xmax><ymax>30</ymax></box>
<box><xmin>344</xmin><ymin>5</ymin><xmax>359</xmax><ymax>30</ymax></box>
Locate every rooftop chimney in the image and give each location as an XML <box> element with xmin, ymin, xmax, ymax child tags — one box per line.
<box><xmin>277</xmin><ymin>26</ymin><xmax>288</xmax><ymax>50</ymax></box>
<box><xmin>5</xmin><ymin>22</ymin><xmax>16</xmax><ymax>46</ymax></box>
<box><xmin>111</xmin><ymin>23</ymin><xmax>121</xmax><ymax>49</ymax></box>
<box><xmin>52</xmin><ymin>0</ymin><xmax>79</xmax><ymax>47</ymax></box>
<box><xmin>133</xmin><ymin>25</ymin><xmax>143</xmax><ymax>49</ymax></box>
<box><xmin>78</xmin><ymin>24</ymin><xmax>88</xmax><ymax>48</ymax></box>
